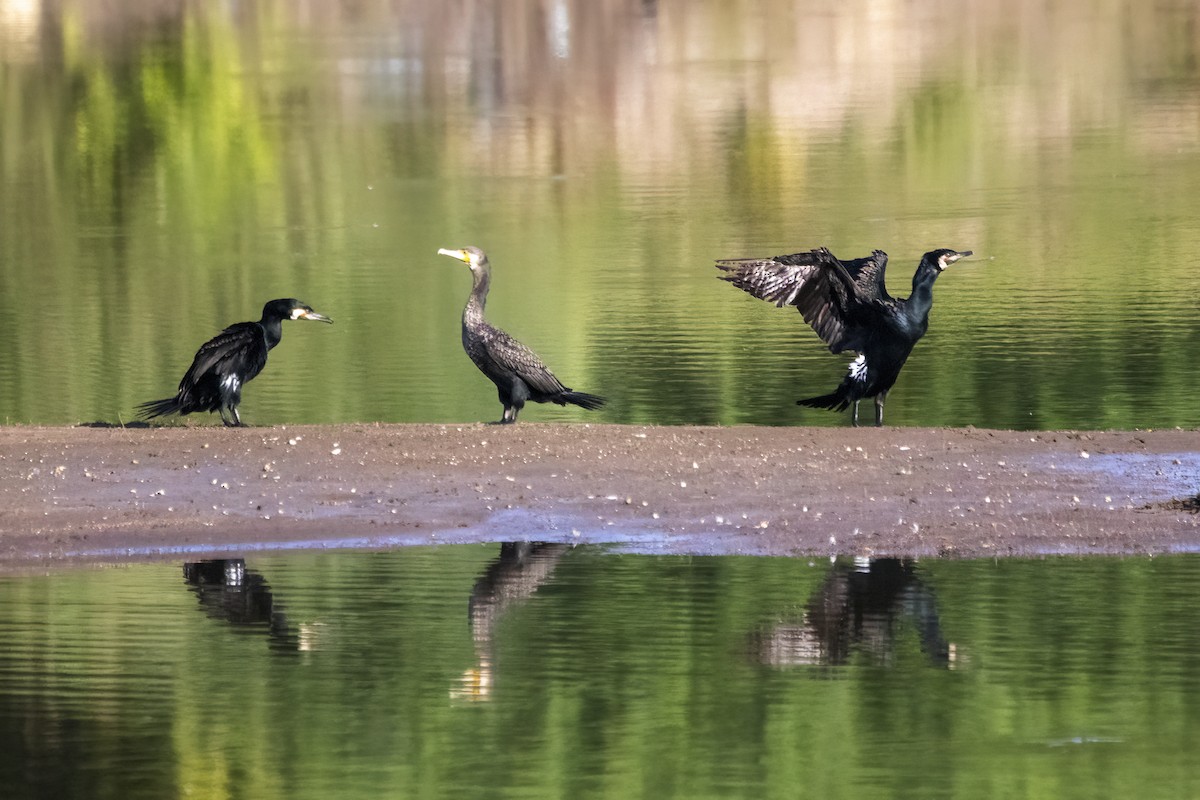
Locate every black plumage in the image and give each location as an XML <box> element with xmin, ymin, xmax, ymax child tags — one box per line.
<box><xmin>138</xmin><ymin>298</ymin><xmax>332</xmax><ymax>427</ymax></box>
<box><xmin>438</xmin><ymin>246</ymin><xmax>606</xmax><ymax>424</ymax></box>
<box><xmin>716</xmin><ymin>247</ymin><xmax>971</xmax><ymax>426</ymax></box>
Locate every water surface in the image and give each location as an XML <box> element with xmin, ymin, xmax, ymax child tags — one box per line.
<box><xmin>2</xmin><ymin>1</ymin><xmax>1200</xmax><ymax>428</ymax></box>
<box><xmin>1</xmin><ymin>547</ymin><xmax>1198</xmax><ymax>799</ymax></box>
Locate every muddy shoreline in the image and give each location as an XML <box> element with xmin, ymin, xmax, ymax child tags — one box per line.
<box><xmin>0</xmin><ymin>423</ymin><xmax>1197</xmax><ymax>568</ymax></box>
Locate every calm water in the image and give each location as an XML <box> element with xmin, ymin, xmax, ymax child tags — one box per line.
<box><xmin>1</xmin><ymin>547</ymin><xmax>1198</xmax><ymax>799</ymax></box>
<box><xmin>2</xmin><ymin>1</ymin><xmax>1200</xmax><ymax>429</ymax></box>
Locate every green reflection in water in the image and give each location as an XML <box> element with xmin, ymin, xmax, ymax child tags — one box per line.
<box><xmin>1</xmin><ymin>548</ymin><xmax>1199</xmax><ymax>799</ymax></box>
<box><xmin>2</xmin><ymin>1</ymin><xmax>1200</xmax><ymax>428</ymax></box>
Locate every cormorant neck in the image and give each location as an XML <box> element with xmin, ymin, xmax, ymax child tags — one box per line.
<box><xmin>259</xmin><ymin>315</ymin><xmax>285</xmax><ymax>350</ymax></box>
<box><xmin>465</xmin><ymin>266</ymin><xmax>491</xmax><ymax>323</ymax></box>
<box><xmin>906</xmin><ymin>264</ymin><xmax>940</xmax><ymax>320</ymax></box>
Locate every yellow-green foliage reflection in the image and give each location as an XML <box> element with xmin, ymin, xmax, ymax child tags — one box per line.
<box><xmin>1</xmin><ymin>1</ymin><xmax>1199</xmax><ymax>428</ymax></box>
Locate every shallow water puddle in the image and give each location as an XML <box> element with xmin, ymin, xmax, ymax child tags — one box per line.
<box><xmin>1059</xmin><ymin>451</ymin><xmax>1200</xmax><ymax>506</ymax></box>
<box><xmin>2</xmin><ymin>546</ymin><xmax>1198</xmax><ymax>799</ymax></box>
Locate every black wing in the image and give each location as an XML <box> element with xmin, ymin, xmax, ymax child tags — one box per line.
<box><xmin>179</xmin><ymin>322</ymin><xmax>269</xmax><ymax>395</ymax></box>
<box><xmin>716</xmin><ymin>247</ymin><xmax>868</xmax><ymax>353</ymax></box>
<box><xmin>840</xmin><ymin>250</ymin><xmax>891</xmax><ymax>303</ymax></box>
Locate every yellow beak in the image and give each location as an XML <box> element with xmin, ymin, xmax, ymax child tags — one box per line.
<box><xmin>437</xmin><ymin>248</ymin><xmax>470</xmax><ymax>263</ymax></box>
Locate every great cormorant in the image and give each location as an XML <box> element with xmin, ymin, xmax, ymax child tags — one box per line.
<box><xmin>138</xmin><ymin>298</ymin><xmax>332</xmax><ymax>427</ymax></box>
<box><xmin>438</xmin><ymin>246</ymin><xmax>606</xmax><ymax>424</ymax></box>
<box><xmin>716</xmin><ymin>247</ymin><xmax>971</xmax><ymax>426</ymax></box>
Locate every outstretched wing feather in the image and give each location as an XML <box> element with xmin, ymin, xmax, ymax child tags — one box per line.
<box><xmin>714</xmin><ymin>259</ymin><xmax>818</xmax><ymax>307</ymax></box>
<box><xmin>716</xmin><ymin>248</ymin><xmax>863</xmax><ymax>352</ymax></box>
<box><xmin>840</xmin><ymin>250</ymin><xmax>891</xmax><ymax>302</ymax></box>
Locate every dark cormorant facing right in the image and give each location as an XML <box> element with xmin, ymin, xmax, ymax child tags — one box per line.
<box><xmin>716</xmin><ymin>247</ymin><xmax>971</xmax><ymax>426</ymax></box>
<box><xmin>438</xmin><ymin>246</ymin><xmax>606</xmax><ymax>424</ymax></box>
<box><xmin>138</xmin><ymin>298</ymin><xmax>332</xmax><ymax>427</ymax></box>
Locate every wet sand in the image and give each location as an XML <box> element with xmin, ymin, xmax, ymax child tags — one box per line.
<box><xmin>0</xmin><ymin>423</ymin><xmax>1197</xmax><ymax>567</ymax></box>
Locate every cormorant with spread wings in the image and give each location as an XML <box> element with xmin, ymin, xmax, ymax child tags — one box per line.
<box><xmin>717</xmin><ymin>247</ymin><xmax>971</xmax><ymax>426</ymax></box>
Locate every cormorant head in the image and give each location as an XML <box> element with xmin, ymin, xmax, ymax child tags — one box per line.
<box><xmin>262</xmin><ymin>298</ymin><xmax>333</xmax><ymax>324</ymax></box>
<box><xmin>924</xmin><ymin>249</ymin><xmax>973</xmax><ymax>272</ymax></box>
<box><xmin>437</xmin><ymin>246</ymin><xmax>490</xmax><ymax>273</ymax></box>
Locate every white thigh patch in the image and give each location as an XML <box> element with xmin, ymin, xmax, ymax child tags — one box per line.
<box><xmin>220</xmin><ymin>374</ymin><xmax>241</xmax><ymax>394</ymax></box>
<box><xmin>848</xmin><ymin>354</ymin><xmax>868</xmax><ymax>383</ymax></box>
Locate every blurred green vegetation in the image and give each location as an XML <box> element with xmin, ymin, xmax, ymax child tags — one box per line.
<box><xmin>2</xmin><ymin>550</ymin><xmax>1200</xmax><ymax>799</ymax></box>
<box><xmin>1</xmin><ymin>0</ymin><xmax>1199</xmax><ymax>428</ymax></box>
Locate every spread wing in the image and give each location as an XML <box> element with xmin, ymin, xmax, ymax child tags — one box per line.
<box><xmin>841</xmin><ymin>250</ymin><xmax>891</xmax><ymax>303</ymax></box>
<box><xmin>482</xmin><ymin>326</ymin><xmax>569</xmax><ymax>396</ymax></box>
<box><xmin>180</xmin><ymin>322</ymin><xmax>269</xmax><ymax>393</ymax></box>
<box><xmin>716</xmin><ymin>247</ymin><xmax>869</xmax><ymax>353</ymax></box>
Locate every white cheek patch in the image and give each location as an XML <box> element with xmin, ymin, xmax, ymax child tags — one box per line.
<box><xmin>290</xmin><ymin>308</ymin><xmax>307</xmax><ymax>320</ymax></box>
<box><xmin>848</xmin><ymin>354</ymin><xmax>868</xmax><ymax>383</ymax></box>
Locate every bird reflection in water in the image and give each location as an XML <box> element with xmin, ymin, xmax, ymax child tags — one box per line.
<box><xmin>182</xmin><ymin>559</ymin><xmax>321</xmax><ymax>653</ymax></box>
<box><xmin>753</xmin><ymin>557</ymin><xmax>957</xmax><ymax>668</ymax></box>
<box><xmin>452</xmin><ymin>542</ymin><xmax>569</xmax><ymax>701</ymax></box>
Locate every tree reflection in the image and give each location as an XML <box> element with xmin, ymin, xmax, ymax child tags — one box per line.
<box><xmin>3</xmin><ymin>1</ymin><xmax>1200</xmax><ymax>426</ymax></box>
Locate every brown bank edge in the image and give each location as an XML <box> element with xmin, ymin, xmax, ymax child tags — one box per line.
<box><xmin>0</xmin><ymin>423</ymin><xmax>1197</xmax><ymax>568</ymax></box>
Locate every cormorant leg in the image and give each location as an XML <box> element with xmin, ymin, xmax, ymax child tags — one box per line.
<box><xmin>851</xmin><ymin>400</ymin><xmax>860</xmax><ymax>427</ymax></box>
<box><xmin>874</xmin><ymin>392</ymin><xmax>887</xmax><ymax>427</ymax></box>
<box><xmin>497</xmin><ymin>406</ymin><xmax>516</xmax><ymax>425</ymax></box>
<box><xmin>230</xmin><ymin>407</ymin><xmax>243</xmax><ymax>427</ymax></box>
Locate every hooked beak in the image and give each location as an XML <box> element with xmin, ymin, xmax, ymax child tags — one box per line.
<box><xmin>937</xmin><ymin>250</ymin><xmax>973</xmax><ymax>271</ymax></box>
<box><xmin>301</xmin><ymin>310</ymin><xmax>333</xmax><ymax>324</ymax></box>
<box><xmin>437</xmin><ymin>247</ymin><xmax>470</xmax><ymax>264</ymax></box>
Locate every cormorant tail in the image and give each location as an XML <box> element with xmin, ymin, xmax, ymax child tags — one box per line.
<box><xmin>562</xmin><ymin>391</ymin><xmax>606</xmax><ymax>411</ymax></box>
<box><xmin>797</xmin><ymin>386</ymin><xmax>852</xmax><ymax>412</ymax></box>
<box><xmin>137</xmin><ymin>397</ymin><xmax>183</xmax><ymax>420</ymax></box>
